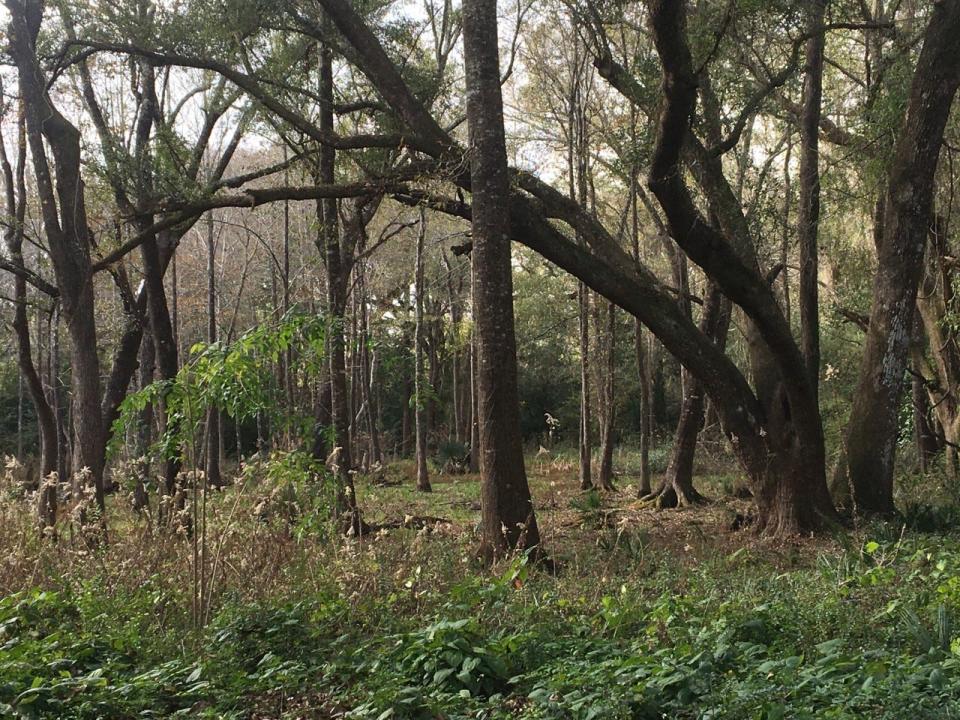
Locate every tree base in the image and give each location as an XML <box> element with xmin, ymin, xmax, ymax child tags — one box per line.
<box><xmin>640</xmin><ymin>481</ymin><xmax>707</xmax><ymax>509</ymax></box>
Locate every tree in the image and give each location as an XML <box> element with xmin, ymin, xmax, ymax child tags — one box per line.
<box><xmin>414</xmin><ymin>207</ymin><xmax>432</xmax><ymax>492</ymax></box>
<box><xmin>7</xmin><ymin>0</ymin><xmax>106</xmax><ymax>517</ymax></box>
<box><xmin>840</xmin><ymin>0</ymin><xmax>960</xmax><ymax>515</ymax></box>
<box><xmin>314</xmin><ymin>38</ymin><xmax>365</xmax><ymax>534</ymax></box>
<box><xmin>462</xmin><ymin>0</ymin><xmax>541</xmax><ymax>558</ymax></box>
<box><xmin>0</xmin><ymin>102</ymin><xmax>57</xmax><ymax>527</ymax></box>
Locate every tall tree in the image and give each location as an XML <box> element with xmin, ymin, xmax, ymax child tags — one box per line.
<box><xmin>462</xmin><ymin>0</ymin><xmax>541</xmax><ymax>558</ymax></box>
<box><xmin>414</xmin><ymin>207</ymin><xmax>432</xmax><ymax>492</ymax></box>
<box><xmin>0</xmin><ymin>103</ymin><xmax>57</xmax><ymax>527</ymax></box>
<box><xmin>798</xmin><ymin>0</ymin><xmax>827</xmax><ymax>401</ymax></box>
<box><xmin>206</xmin><ymin>211</ymin><xmax>222</xmax><ymax>488</ymax></box>
<box><xmin>841</xmin><ymin>0</ymin><xmax>960</xmax><ymax>515</ymax></box>
<box><xmin>7</xmin><ymin>0</ymin><xmax>106</xmax><ymax>516</ymax></box>
<box><xmin>315</xmin><ymin>38</ymin><xmax>365</xmax><ymax>534</ymax></box>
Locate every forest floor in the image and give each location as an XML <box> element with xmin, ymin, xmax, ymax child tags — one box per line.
<box><xmin>2</xmin><ymin>449</ymin><xmax>960</xmax><ymax>718</ymax></box>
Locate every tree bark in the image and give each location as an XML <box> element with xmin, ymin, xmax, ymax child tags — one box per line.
<box><xmin>315</xmin><ymin>38</ymin><xmax>364</xmax><ymax>534</ymax></box>
<box><xmin>134</xmin><ymin>320</ymin><xmax>154</xmax><ymax>513</ymax></box>
<box><xmin>414</xmin><ymin>207</ymin><xmax>432</xmax><ymax>492</ymax></box>
<box><xmin>469</xmin><ymin>296</ymin><xmax>480</xmax><ymax>473</ymax></box>
<box><xmin>463</xmin><ymin>0</ymin><xmax>540</xmax><ymax>560</ymax></box>
<box><xmin>798</xmin><ymin>0</ymin><xmax>826</xmax><ymax>400</ymax></box>
<box><xmin>596</xmin><ymin>300</ymin><xmax>617</xmax><ymax>490</ymax></box>
<box><xmin>578</xmin><ymin>282</ymin><xmax>593</xmax><ymax>489</ymax></box>
<box><xmin>0</xmin><ymin>107</ymin><xmax>57</xmax><ymax>527</ymax></box>
<box><xmin>8</xmin><ymin>0</ymin><xmax>105</xmax><ymax>517</ymax></box>
<box><xmin>646</xmin><ymin>282</ymin><xmax>731</xmax><ymax>508</ymax></box>
<box><xmin>205</xmin><ymin>211</ymin><xmax>222</xmax><ymax>488</ymax></box>
<box><xmin>841</xmin><ymin>0</ymin><xmax>960</xmax><ymax>515</ymax></box>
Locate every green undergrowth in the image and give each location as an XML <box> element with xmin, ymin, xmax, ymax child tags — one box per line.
<box><xmin>5</xmin><ymin>531</ymin><xmax>960</xmax><ymax>718</ymax></box>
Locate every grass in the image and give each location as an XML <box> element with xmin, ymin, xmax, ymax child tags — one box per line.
<box><xmin>2</xmin><ymin>446</ymin><xmax>960</xmax><ymax>717</ymax></box>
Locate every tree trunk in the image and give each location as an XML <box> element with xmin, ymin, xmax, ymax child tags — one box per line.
<box><xmin>596</xmin><ymin>300</ymin><xmax>617</xmax><ymax>490</ymax></box>
<box><xmin>0</xmin><ymin>110</ymin><xmax>57</xmax><ymax>527</ymax></box>
<box><xmin>469</xmin><ymin>302</ymin><xmax>480</xmax><ymax>473</ymax></box>
<box><xmin>205</xmin><ymin>211</ymin><xmax>222</xmax><ymax>488</ymax></box>
<box><xmin>358</xmin><ymin>266</ymin><xmax>382</xmax><ymax>466</ymax></box>
<box><xmin>841</xmin><ymin>0</ymin><xmax>960</xmax><ymax>515</ymax></box>
<box><xmin>646</xmin><ymin>282</ymin><xmax>731</xmax><ymax>507</ymax></box>
<box><xmin>798</xmin><ymin>0</ymin><xmax>826</xmax><ymax>400</ymax></box>
<box><xmin>646</xmin><ymin>0</ymin><xmax>837</xmax><ymax>533</ymax></box>
<box><xmin>134</xmin><ymin>322</ymin><xmax>154</xmax><ymax>513</ymax></box>
<box><xmin>414</xmin><ymin>207</ymin><xmax>432</xmax><ymax>492</ymax></box>
<box><xmin>8</xmin><ymin>0</ymin><xmax>105</xmax><ymax>518</ymax></box>
<box><xmin>315</xmin><ymin>38</ymin><xmax>364</xmax><ymax>534</ymax></box>
<box><xmin>635</xmin><ymin>319</ymin><xmax>653</xmax><ymax>496</ymax></box>
<box><xmin>629</xmin><ymin>174</ymin><xmax>653</xmax><ymax>497</ymax></box>
<box><xmin>463</xmin><ymin>0</ymin><xmax>540</xmax><ymax>560</ymax></box>
<box><xmin>912</xmin><ymin>373</ymin><xmax>939</xmax><ymax>473</ymax></box>
<box><xmin>578</xmin><ymin>282</ymin><xmax>593</xmax><ymax>489</ymax></box>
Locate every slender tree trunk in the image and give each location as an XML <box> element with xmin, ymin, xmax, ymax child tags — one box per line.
<box><xmin>134</xmin><ymin>323</ymin><xmax>154</xmax><ymax>513</ymax></box>
<box><xmin>578</xmin><ymin>282</ymin><xmax>593</xmax><ymax>489</ymax></box>
<box><xmin>17</xmin><ymin>373</ymin><xmax>23</xmax><ymax>460</ymax></box>
<box><xmin>781</xmin><ymin>141</ymin><xmax>793</xmax><ymax>324</ymax></box>
<box><xmin>596</xmin><ymin>300</ymin><xmax>617</xmax><ymax>490</ymax></box>
<box><xmin>0</xmin><ymin>110</ymin><xmax>56</xmax><ymax>526</ymax></box>
<box><xmin>400</xmin><ymin>371</ymin><xmax>413</xmax><ymax>457</ymax></box>
<box><xmin>629</xmin><ymin>174</ymin><xmax>653</xmax><ymax>496</ymax></box>
<box><xmin>463</xmin><ymin>0</ymin><xmax>540</xmax><ymax>560</ymax></box>
<box><xmin>912</xmin><ymin>373</ymin><xmax>938</xmax><ymax>473</ymax></box>
<box><xmin>469</xmin><ymin>303</ymin><xmax>480</xmax><ymax>473</ymax></box>
<box><xmin>414</xmin><ymin>208</ymin><xmax>432</xmax><ymax>492</ymax></box>
<box><xmin>798</xmin><ymin>0</ymin><xmax>826</xmax><ymax>400</ymax></box>
<box><xmin>171</xmin><ymin>251</ymin><xmax>179</xmax><ymax>357</ymax></box>
<box><xmin>206</xmin><ymin>212</ymin><xmax>222</xmax><ymax>488</ymax></box>
<box><xmin>358</xmin><ymin>266</ymin><xmax>382</xmax><ymax>466</ymax></box>
<box><xmin>646</xmin><ymin>282</ymin><xmax>731</xmax><ymax>507</ymax></box>
<box><xmin>635</xmin><ymin>319</ymin><xmax>652</xmax><ymax>496</ymax></box>
<box><xmin>52</xmin><ymin>307</ymin><xmax>68</xmax><ymax>483</ymax></box>
<box><xmin>315</xmin><ymin>38</ymin><xmax>364</xmax><ymax>534</ymax></box>
<box><xmin>282</xmin><ymin>146</ymin><xmax>293</xmax><ymax>409</ymax></box>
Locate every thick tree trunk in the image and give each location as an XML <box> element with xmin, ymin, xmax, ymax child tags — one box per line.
<box><xmin>841</xmin><ymin>0</ymin><xmax>960</xmax><ymax>515</ymax></box>
<box><xmin>646</xmin><ymin>0</ymin><xmax>837</xmax><ymax>532</ymax></box>
<box><xmin>463</xmin><ymin>0</ymin><xmax>540</xmax><ymax>560</ymax></box>
<box><xmin>8</xmin><ymin>0</ymin><xmax>105</xmax><ymax>517</ymax></box>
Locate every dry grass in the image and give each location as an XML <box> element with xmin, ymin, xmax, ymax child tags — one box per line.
<box><xmin>0</xmin><ymin>449</ymin><xmax>846</xmax><ymax>627</ymax></box>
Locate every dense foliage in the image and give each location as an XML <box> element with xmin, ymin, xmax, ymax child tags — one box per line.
<box><xmin>4</xmin><ymin>503</ymin><xmax>960</xmax><ymax>719</ymax></box>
